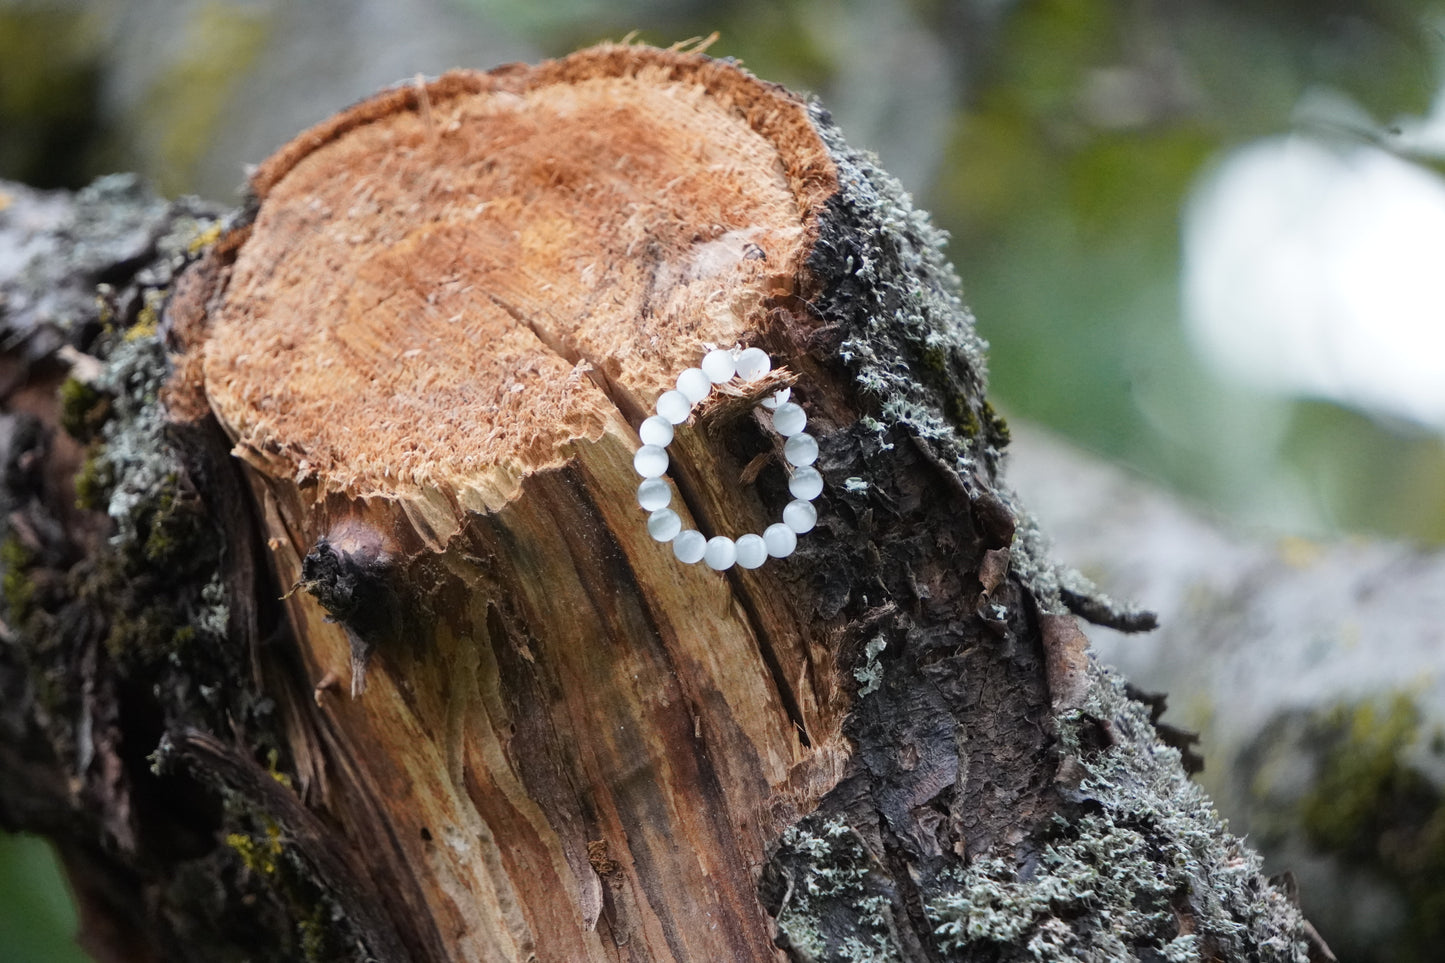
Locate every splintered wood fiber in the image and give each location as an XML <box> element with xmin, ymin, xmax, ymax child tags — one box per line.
<box><xmin>202</xmin><ymin>50</ymin><xmax>837</xmax><ymax>497</ymax></box>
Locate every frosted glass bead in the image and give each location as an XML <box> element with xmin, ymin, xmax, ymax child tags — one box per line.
<box><xmin>784</xmin><ymin>432</ymin><xmax>818</xmax><ymax>467</ymax></box>
<box><xmin>788</xmin><ymin>466</ymin><xmax>823</xmax><ymax>500</ymax></box>
<box><xmin>633</xmin><ymin>445</ymin><xmax>669</xmax><ymax>478</ymax></box>
<box><xmin>704</xmin><ymin>536</ymin><xmax>737</xmax><ymax>571</ymax></box>
<box><xmin>647</xmin><ymin>508</ymin><xmax>682</xmax><ymax>542</ymax></box>
<box><xmin>637</xmin><ymin>477</ymin><xmax>671</xmax><ymax>511</ymax></box>
<box><xmin>734</xmin><ymin>533</ymin><xmax>768</xmax><ymax>569</ymax></box>
<box><xmin>735</xmin><ymin>347</ymin><xmax>771</xmax><ymax>381</ymax></box>
<box><xmin>760</xmin><ymin>388</ymin><xmax>790</xmax><ymax>410</ymax></box>
<box><xmin>673</xmin><ymin>529</ymin><xmax>707</xmax><ymax>564</ymax></box>
<box><xmin>783</xmin><ymin>499</ymin><xmax>817</xmax><ymax>534</ymax></box>
<box><xmin>657</xmin><ymin>390</ymin><xmax>692</xmax><ymax>425</ymax></box>
<box><xmin>639</xmin><ymin>415</ymin><xmax>674</xmax><ymax>448</ymax></box>
<box><xmin>763</xmin><ymin>523</ymin><xmax>797</xmax><ymax>558</ymax></box>
<box><xmin>676</xmin><ymin>367</ymin><xmax>712</xmax><ymax>403</ymax></box>
<box><xmin>701</xmin><ymin>348</ymin><xmax>736</xmax><ymax>383</ymax></box>
<box><xmin>771</xmin><ymin>402</ymin><xmax>806</xmax><ymax>436</ymax></box>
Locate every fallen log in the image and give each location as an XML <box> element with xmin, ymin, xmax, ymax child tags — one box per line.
<box><xmin>0</xmin><ymin>43</ymin><xmax>1322</xmax><ymax>963</ymax></box>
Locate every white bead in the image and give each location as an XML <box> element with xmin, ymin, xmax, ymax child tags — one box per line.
<box><xmin>784</xmin><ymin>432</ymin><xmax>818</xmax><ymax>467</ymax></box>
<box><xmin>735</xmin><ymin>347</ymin><xmax>771</xmax><ymax>381</ymax></box>
<box><xmin>783</xmin><ymin>499</ymin><xmax>817</xmax><ymax>534</ymax></box>
<box><xmin>760</xmin><ymin>388</ymin><xmax>791</xmax><ymax>410</ymax></box>
<box><xmin>704</xmin><ymin>536</ymin><xmax>737</xmax><ymax>571</ymax></box>
<box><xmin>701</xmin><ymin>348</ymin><xmax>736</xmax><ymax>383</ymax></box>
<box><xmin>734</xmin><ymin>533</ymin><xmax>768</xmax><ymax>569</ymax></box>
<box><xmin>771</xmin><ymin>402</ymin><xmax>806</xmax><ymax>436</ymax></box>
<box><xmin>763</xmin><ymin>523</ymin><xmax>797</xmax><ymax>558</ymax></box>
<box><xmin>673</xmin><ymin>529</ymin><xmax>706</xmax><ymax>564</ymax></box>
<box><xmin>637</xmin><ymin>477</ymin><xmax>671</xmax><ymax>511</ymax></box>
<box><xmin>647</xmin><ymin>508</ymin><xmax>682</xmax><ymax>542</ymax></box>
<box><xmin>677</xmin><ymin>367</ymin><xmax>712</xmax><ymax>403</ymax></box>
<box><xmin>639</xmin><ymin>415</ymin><xmax>674</xmax><ymax>448</ymax></box>
<box><xmin>633</xmin><ymin>445</ymin><xmax>669</xmax><ymax>478</ymax></box>
<box><xmin>657</xmin><ymin>390</ymin><xmax>692</xmax><ymax>425</ymax></box>
<box><xmin>788</xmin><ymin>466</ymin><xmax>823</xmax><ymax>500</ymax></box>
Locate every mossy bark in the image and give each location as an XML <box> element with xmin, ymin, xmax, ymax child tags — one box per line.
<box><xmin>0</xmin><ymin>45</ymin><xmax>1323</xmax><ymax>963</ymax></box>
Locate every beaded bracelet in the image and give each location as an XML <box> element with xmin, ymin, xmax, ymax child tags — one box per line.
<box><xmin>633</xmin><ymin>346</ymin><xmax>820</xmax><ymax>571</ymax></box>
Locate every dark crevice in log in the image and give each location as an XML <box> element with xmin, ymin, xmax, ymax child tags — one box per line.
<box><xmin>727</xmin><ymin>553</ymin><xmax>815</xmax><ymax>748</ymax></box>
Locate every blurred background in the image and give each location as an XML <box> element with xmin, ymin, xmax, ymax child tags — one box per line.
<box><xmin>2</xmin><ymin>0</ymin><xmax>1443</xmax><ymax>960</ymax></box>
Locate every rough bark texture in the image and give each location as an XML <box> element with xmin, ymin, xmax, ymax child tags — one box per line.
<box><xmin>0</xmin><ymin>45</ymin><xmax>1320</xmax><ymax>963</ymax></box>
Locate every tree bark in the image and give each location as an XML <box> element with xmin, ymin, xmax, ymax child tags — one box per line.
<box><xmin>1</xmin><ymin>44</ymin><xmax>1322</xmax><ymax>963</ymax></box>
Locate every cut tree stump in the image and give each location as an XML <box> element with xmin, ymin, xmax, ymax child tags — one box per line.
<box><xmin>1</xmin><ymin>43</ymin><xmax>1325</xmax><ymax>963</ymax></box>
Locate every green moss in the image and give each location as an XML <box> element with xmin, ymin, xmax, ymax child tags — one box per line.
<box><xmin>1297</xmin><ymin>695</ymin><xmax>1445</xmax><ymax>962</ymax></box>
<box><xmin>103</xmin><ymin>599</ymin><xmax>182</xmax><ymax>661</ymax></box>
<box><xmin>209</xmin><ymin>790</ymin><xmax>355</xmax><ymax>962</ymax></box>
<box><xmin>226</xmin><ymin>819</ymin><xmax>283</xmax><ymax>876</ymax></box>
<box><xmin>72</xmin><ymin>444</ymin><xmax>113</xmax><ymax>511</ymax></box>
<box><xmin>1</xmin><ymin>534</ymin><xmax>36</xmax><ymax>619</ymax></box>
<box><xmin>297</xmin><ymin>905</ymin><xmax>327</xmax><ymax>963</ymax></box>
<box><xmin>57</xmin><ymin>376</ymin><xmax>108</xmax><ymax>442</ymax></box>
<box><xmin>983</xmin><ymin>400</ymin><xmax>1010</xmax><ymax>447</ymax></box>
<box><xmin>71</xmin><ymin>329</ymin><xmax>226</xmax><ymax>665</ymax></box>
<box><xmin>140</xmin><ymin>481</ymin><xmax>209</xmax><ymax>568</ymax></box>
<box><xmin>1</xmin><ymin>534</ymin><xmax>65</xmax><ymax>711</ymax></box>
<box><xmin>920</xmin><ymin>342</ymin><xmax>950</xmax><ymax>376</ymax></box>
<box><xmin>946</xmin><ymin>392</ymin><xmax>980</xmax><ymax>437</ymax></box>
<box><xmin>266</xmin><ymin>748</ymin><xmax>294</xmax><ymax>791</ymax></box>
<box><xmin>187</xmin><ymin>220</ymin><xmax>223</xmax><ymax>254</ymax></box>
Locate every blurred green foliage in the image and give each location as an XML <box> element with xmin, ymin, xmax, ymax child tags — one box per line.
<box><xmin>934</xmin><ymin>0</ymin><xmax>1445</xmax><ymax>542</ymax></box>
<box><xmin>5</xmin><ymin>0</ymin><xmax>1445</xmax><ymax>959</ymax></box>
<box><xmin>0</xmin><ymin>834</ymin><xmax>88</xmax><ymax>963</ymax></box>
<box><xmin>0</xmin><ymin>5</ymin><xmax>109</xmax><ymax>188</ymax></box>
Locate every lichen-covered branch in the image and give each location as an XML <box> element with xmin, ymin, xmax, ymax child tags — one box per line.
<box><xmin>0</xmin><ymin>175</ymin><xmax>373</xmax><ymax>961</ymax></box>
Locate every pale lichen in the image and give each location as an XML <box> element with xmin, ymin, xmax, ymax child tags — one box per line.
<box><xmin>853</xmin><ymin>636</ymin><xmax>887</xmax><ymax>697</ymax></box>
<box><xmin>924</xmin><ymin>668</ymin><xmax>1312</xmax><ymax>962</ymax></box>
<box><xmin>771</xmin><ymin>816</ymin><xmax>903</xmax><ymax>963</ymax></box>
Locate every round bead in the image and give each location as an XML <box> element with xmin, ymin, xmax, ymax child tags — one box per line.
<box><xmin>735</xmin><ymin>347</ymin><xmax>771</xmax><ymax>381</ymax></box>
<box><xmin>701</xmin><ymin>348</ymin><xmax>736</xmax><ymax>383</ymax></box>
<box><xmin>771</xmin><ymin>402</ymin><xmax>806</xmax><ymax>436</ymax></box>
<box><xmin>647</xmin><ymin>508</ymin><xmax>682</xmax><ymax>542</ymax></box>
<box><xmin>704</xmin><ymin>536</ymin><xmax>737</xmax><ymax>571</ymax></box>
<box><xmin>676</xmin><ymin>367</ymin><xmax>712</xmax><ymax>403</ymax></box>
<box><xmin>788</xmin><ymin>466</ymin><xmax>824</xmax><ymax>500</ymax></box>
<box><xmin>633</xmin><ymin>445</ymin><xmax>669</xmax><ymax>478</ymax></box>
<box><xmin>673</xmin><ymin>530</ymin><xmax>706</xmax><ymax>564</ymax></box>
<box><xmin>760</xmin><ymin>388</ymin><xmax>791</xmax><ymax>410</ymax></box>
<box><xmin>657</xmin><ymin>390</ymin><xmax>692</xmax><ymax>425</ymax></box>
<box><xmin>784</xmin><ymin>432</ymin><xmax>818</xmax><ymax>467</ymax></box>
<box><xmin>637</xmin><ymin>477</ymin><xmax>671</xmax><ymax>511</ymax></box>
<box><xmin>783</xmin><ymin>499</ymin><xmax>817</xmax><ymax>534</ymax></box>
<box><xmin>763</xmin><ymin>523</ymin><xmax>797</xmax><ymax>558</ymax></box>
<box><xmin>639</xmin><ymin>415</ymin><xmax>675</xmax><ymax>448</ymax></box>
<box><xmin>734</xmin><ymin>533</ymin><xmax>768</xmax><ymax>569</ymax></box>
